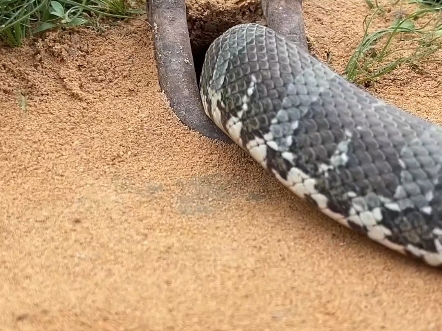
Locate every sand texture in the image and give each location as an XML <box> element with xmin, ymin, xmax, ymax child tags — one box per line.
<box><xmin>1</xmin><ymin>0</ymin><xmax>442</xmax><ymax>330</ymax></box>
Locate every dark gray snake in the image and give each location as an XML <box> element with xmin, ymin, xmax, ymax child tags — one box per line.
<box><xmin>199</xmin><ymin>23</ymin><xmax>442</xmax><ymax>267</ymax></box>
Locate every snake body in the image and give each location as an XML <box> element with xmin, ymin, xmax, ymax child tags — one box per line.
<box><xmin>199</xmin><ymin>23</ymin><xmax>442</xmax><ymax>267</ymax></box>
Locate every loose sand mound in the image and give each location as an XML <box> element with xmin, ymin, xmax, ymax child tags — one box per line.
<box><xmin>1</xmin><ymin>1</ymin><xmax>442</xmax><ymax>330</ymax></box>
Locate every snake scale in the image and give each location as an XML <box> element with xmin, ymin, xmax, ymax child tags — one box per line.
<box><xmin>199</xmin><ymin>23</ymin><xmax>442</xmax><ymax>267</ymax></box>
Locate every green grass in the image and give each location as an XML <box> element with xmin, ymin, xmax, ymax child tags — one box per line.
<box><xmin>0</xmin><ymin>0</ymin><xmax>145</xmax><ymax>47</ymax></box>
<box><xmin>16</xmin><ymin>90</ymin><xmax>28</xmax><ymax>112</ymax></box>
<box><xmin>345</xmin><ymin>0</ymin><xmax>442</xmax><ymax>85</ymax></box>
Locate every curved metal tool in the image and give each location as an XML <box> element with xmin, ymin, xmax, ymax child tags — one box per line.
<box><xmin>147</xmin><ymin>0</ymin><xmax>307</xmax><ymax>142</ymax></box>
<box><xmin>147</xmin><ymin>0</ymin><xmax>230</xmax><ymax>142</ymax></box>
<box><xmin>261</xmin><ymin>0</ymin><xmax>307</xmax><ymax>50</ymax></box>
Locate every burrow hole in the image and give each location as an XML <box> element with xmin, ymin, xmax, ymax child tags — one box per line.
<box><xmin>186</xmin><ymin>0</ymin><xmax>264</xmax><ymax>84</ymax></box>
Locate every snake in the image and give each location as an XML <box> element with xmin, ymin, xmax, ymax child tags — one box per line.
<box><xmin>199</xmin><ymin>23</ymin><xmax>442</xmax><ymax>267</ymax></box>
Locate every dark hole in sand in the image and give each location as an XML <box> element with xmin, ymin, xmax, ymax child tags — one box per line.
<box><xmin>191</xmin><ymin>43</ymin><xmax>210</xmax><ymax>86</ymax></box>
<box><xmin>186</xmin><ymin>2</ymin><xmax>264</xmax><ymax>84</ymax></box>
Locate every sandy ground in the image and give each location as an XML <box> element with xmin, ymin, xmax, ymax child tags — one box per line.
<box><xmin>1</xmin><ymin>0</ymin><xmax>442</xmax><ymax>330</ymax></box>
